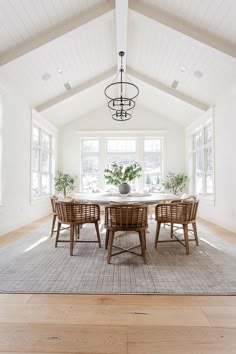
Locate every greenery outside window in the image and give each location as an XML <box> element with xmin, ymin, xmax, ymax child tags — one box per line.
<box><xmin>80</xmin><ymin>136</ymin><xmax>163</xmax><ymax>192</ymax></box>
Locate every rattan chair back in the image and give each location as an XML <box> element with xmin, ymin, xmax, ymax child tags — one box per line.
<box><xmin>155</xmin><ymin>200</ymin><xmax>199</xmax><ymax>224</ymax></box>
<box><xmin>105</xmin><ymin>204</ymin><xmax>148</xmax><ymax>231</ymax></box>
<box><xmin>55</xmin><ymin>201</ymin><xmax>100</xmax><ymax>224</ymax></box>
<box><xmin>50</xmin><ymin>195</ymin><xmax>58</xmax><ymax>214</ymax></box>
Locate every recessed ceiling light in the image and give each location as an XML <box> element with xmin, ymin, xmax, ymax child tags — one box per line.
<box><xmin>171</xmin><ymin>80</ymin><xmax>179</xmax><ymax>89</ymax></box>
<box><xmin>41</xmin><ymin>73</ymin><xmax>51</xmax><ymax>81</ymax></box>
<box><xmin>193</xmin><ymin>70</ymin><xmax>204</xmax><ymax>79</ymax></box>
<box><xmin>64</xmin><ymin>82</ymin><xmax>72</xmax><ymax>91</ymax></box>
<box><xmin>57</xmin><ymin>67</ymin><xmax>63</xmax><ymax>74</ymax></box>
<box><xmin>179</xmin><ymin>66</ymin><xmax>186</xmax><ymax>73</ymax></box>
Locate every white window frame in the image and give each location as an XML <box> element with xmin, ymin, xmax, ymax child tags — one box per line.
<box><xmin>0</xmin><ymin>94</ymin><xmax>2</xmax><ymax>205</ymax></box>
<box><xmin>31</xmin><ymin>122</ymin><xmax>54</xmax><ymax>199</ymax></box>
<box><xmin>187</xmin><ymin>109</ymin><xmax>215</xmax><ymax>200</ymax></box>
<box><xmin>142</xmin><ymin>137</ymin><xmax>164</xmax><ymax>192</ymax></box>
<box><xmin>80</xmin><ymin>138</ymin><xmax>101</xmax><ymax>193</ymax></box>
<box><xmin>80</xmin><ymin>133</ymin><xmax>165</xmax><ymax>192</ymax></box>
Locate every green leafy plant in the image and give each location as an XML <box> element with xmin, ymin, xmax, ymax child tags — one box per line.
<box><xmin>104</xmin><ymin>162</ymin><xmax>142</xmax><ymax>186</ymax></box>
<box><xmin>54</xmin><ymin>170</ymin><xmax>77</xmax><ymax>196</ymax></box>
<box><xmin>162</xmin><ymin>172</ymin><xmax>189</xmax><ymax>194</ymax></box>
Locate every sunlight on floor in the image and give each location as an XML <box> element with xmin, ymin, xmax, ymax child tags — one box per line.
<box><xmin>24</xmin><ymin>236</ymin><xmax>48</xmax><ymax>252</ymax></box>
<box><xmin>200</xmin><ymin>237</ymin><xmax>222</xmax><ymax>251</ymax></box>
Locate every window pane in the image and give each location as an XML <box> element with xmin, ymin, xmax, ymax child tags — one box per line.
<box><xmin>41</xmin><ymin>151</ymin><xmax>50</xmax><ymax>173</ymax></box>
<box><xmin>107</xmin><ymin>155</ymin><xmax>136</xmax><ymax>166</ymax></box>
<box><xmin>206</xmin><ymin>173</ymin><xmax>213</xmax><ymax>194</ymax></box>
<box><xmin>41</xmin><ymin>174</ymin><xmax>50</xmax><ymax>195</ymax></box>
<box><xmin>144</xmin><ymin>154</ymin><xmax>160</xmax><ymax>173</ymax></box>
<box><xmin>33</xmin><ymin>127</ymin><xmax>39</xmax><ymax>144</ymax></box>
<box><xmin>81</xmin><ymin>156</ymin><xmax>98</xmax><ymax>173</ymax></box>
<box><xmin>193</xmin><ymin>131</ymin><xmax>202</xmax><ymax>150</ymax></box>
<box><xmin>32</xmin><ymin>172</ymin><xmax>40</xmax><ymax>197</ymax></box>
<box><xmin>82</xmin><ymin>140</ymin><xmax>99</xmax><ymax>153</ymax></box>
<box><xmin>195</xmin><ymin>173</ymin><xmax>203</xmax><ymax>194</ymax></box>
<box><xmin>205</xmin><ymin>147</ymin><xmax>213</xmax><ymax>171</ymax></box>
<box><xmin>204</xmin><ymin>125</ymin><xmax>212</xmax><ymax>144</ymax></box>
<box><xmin>107</xmin><ymin>140</ymin><xmax>136</xmax><ymax>153</ymax></box>
<box><xmin>41</xmin><ymin>131</ymin><xmax>50</xmax><ymax>149</ymax></box>
<box><xmin>82</xmin><ymin>174</ymin><xmax>99</xmax><ymax>192</ymax></box>
<box><xmin>32</xmin><ymin>126</ymin><xmax>52</xmax><ymax>198</ymax></box>
<box><xmin>144</xmin><ymin>139</ymin><xmax>160</xmax><ymax>152</ymax></box>
<box><xmin>32</xmin><ymin>148</ymin><xmax>40</xmax><ymax>172</ymax></box>
<box><xmin>195</xmin><ymin>151</ymin><xmax>203</xmax><ymax>171</ymax></box>
<box><xmin>144</xmin><ymin>174</ymin><xmax>161</xmax><ymax>192</ymax></box>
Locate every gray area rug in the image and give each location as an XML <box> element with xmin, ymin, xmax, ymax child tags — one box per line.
<box><xmin>0</xmin><ymin>220</ymin><xmax>236</xmax><ymax>294</ymax></box>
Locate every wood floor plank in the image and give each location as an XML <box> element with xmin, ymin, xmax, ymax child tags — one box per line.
<box><xmin>0</xmin><ymin>303</ymin><xmax>210</xmax><ymax>327</ymax></box>
<box><xmin>202</xmin><ymin>306</ymin><xmax>236</xmax><ymax>328</ymax></box>
<box><xmin>26</xmin><ymin>294</ymin><xmax>236</xmax><ymax>307</ymax></box>
<box><xmin>0</xmin><ymin>294</ymin><xmax>32</xmax><ymax>304</ymax></box>
<box><xmin>0</xmin><ymin>324</ymin><xmax>127</xmax><ymax>354</ymax></box>
<box><xmin>127</xmin><ymin>325</ymin><xmax>236</xmax><ymax>354</ymax></box>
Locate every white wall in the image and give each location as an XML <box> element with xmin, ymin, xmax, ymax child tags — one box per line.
<box><xmin>58</xmin><ymin>105</ymin><xmax>186</xmax><ymax>191</ymax></box>
<box><xmin>187</xmin><ymin>88</ymin><xmax>236</xmax><ymax>232</ymax></box>
<box><xmin>0</xmin><ymin>88</ymin><xmax>56</xmax><ymax>236</ymax></box>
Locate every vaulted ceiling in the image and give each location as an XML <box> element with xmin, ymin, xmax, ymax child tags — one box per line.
<box><xmin>0</xmin><ymin>0</ymin><xmax>235</xmax><ymax>127</ymax></box>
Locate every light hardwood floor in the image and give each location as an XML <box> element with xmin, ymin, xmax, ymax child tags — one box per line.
<box><xmin>0</xmin><ymin>217</ymin><xmax>236</xmax><ymax>353</ymax></box>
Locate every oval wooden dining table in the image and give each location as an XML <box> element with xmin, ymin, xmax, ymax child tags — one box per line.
<box><xmin>73</xmin><ymin>192</ymin><xmax>178</xmax><ymax>205</ymax></box>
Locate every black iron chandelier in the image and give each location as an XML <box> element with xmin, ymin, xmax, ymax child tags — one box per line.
<box><xmin>104</xmin><ymin>51</ymin><xmax>139</xmax><ymax>121</ymax></box>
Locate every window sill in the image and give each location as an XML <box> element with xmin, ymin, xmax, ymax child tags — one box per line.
<box><xmin>31</xmin><ymin>195</ymin><xmax>50</xmax><ymax>203</ymax></box>
<box><xmin>197</xmin><ymin>194</ymin><xmax>215</xmax><ymax>205</ymax></box>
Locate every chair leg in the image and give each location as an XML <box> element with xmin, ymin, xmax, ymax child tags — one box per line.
<box><xmin>155</xmin><ymin>222</ymin><xmax>161</xmax><ymax>248</ymax></box>
<box><xmin>170</xmin><ymin>223</ymin><xmax>174</xmax><ymax>238</ymax></box>
<box><xmin>105</xmin><ymin>229</ymin><xmax>109</xmax><ymax>249</ymax></box>
<box><xmin>95</xmin><ymin>222</ymin><xmax>101</xmax><ymax>248</ymax></box>
<box><xmin>76</xmin><ymin>225</ymin><xmax>80</xmax><ymax>239</ymax></box>
<box><xmin>70</xmin><ymin>225</ymin><xmax>74</xmax><ymax>256</ymax></box>
<box><xmin>192</xmin><ymin>222</ymin><xmax>199</xmax><ymax>246</ymax></box>
<box><xmin>183</xmin><ymin>224</ymin><xmax>189</xmax><ymax>255</ymax></box>
<box><xmin>55</xmin><ymin>222</ymin><xmax>61</xmax><ymax>247</ymax></box>
<box><xmin>50</xmin><ymin>214</ymin><xmax>57</xmax><ymax>237</ymax></box>
<box><xmin>107</xmin><ymin>231</ymin><xmax>114</xmax><ymax>264</ymax></box>
<box><xmin>140</xmin><ymin>231</ymin><xmax>147</xmax><ymax>264</ymax></box>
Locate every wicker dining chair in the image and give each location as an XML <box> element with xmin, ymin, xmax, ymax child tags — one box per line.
<box><xmin>155</xmin><ymin>200</ymin><xmax>199</xmax><ymax>254</ymax></box>
<box><xmin>50</xmin><ymin>195</ymin><xmax>72</xmax><ymax>237</ymax></box>
<box><xmin>55</xmin><ymin>201</ymin><xmax>101</xmax><ymax>256</ymax></box>
<box><xmin>105</xmin><ymin>204</ymin><xmax>148</xmax><ymax>264</ymax></box>
<box><xmin>50</xmin><ymin>196</ymin><xmax>58</xmax><ymax>237</ymax></box>
<box><xmin>162</xmin><ymin>196</ymin><xmax>197</xmax><ymax>235</ymax></box>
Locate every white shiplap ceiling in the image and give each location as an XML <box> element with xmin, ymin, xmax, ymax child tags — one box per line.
<box><xmin>42</xmin><ymin>76</ymin><xmax>113</xmax><ymax>127</ymax></box>
<box><xmin>127</xmin><ymin>9</ymin><xmax>236</xmax><ymax>106</ymax></box>
<box><xmin>137</xmin><ymin>0</ymin><xmax>236</xmax><ymax>45</ymax></box>
<box><xmin>0</xmin><ymin>0</ymin><xmax>235</xmax><ymax>127</ymax></box>
<box><xmin>0</xmin><ymin>0</ymin><xmax>110</xmax><ymax>55</ymax></box>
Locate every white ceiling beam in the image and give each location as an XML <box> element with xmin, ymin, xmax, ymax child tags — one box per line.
<box><xmin>128</xmin><ymin>66</ymin><xmax>209</xmax><ymax>111</ymax></box>
<box><xmin>115</xmin><ymin>0</ymin><xmax>128</xmax><ymax>71</ymax></box>
<box><xmin>0</xmin><ymin>1</ymin><xmax>115</xmax><ymax>66</ymax></box>
<box><xmin>35</xmin><ymin>67</ymin><xmax>116</xmax><ymax>112</ymax></box>
<box><xmin>129</xmin><ymin>0</ymin><xmax>236</xmax><ymax>59</ymax></box>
